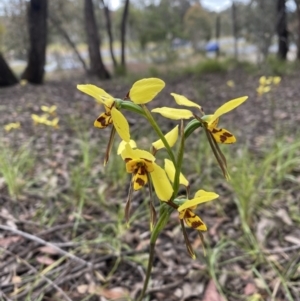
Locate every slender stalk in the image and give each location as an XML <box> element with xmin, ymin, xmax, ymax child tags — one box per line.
<box><xmin>137</xmin><ymin>204</ymin><xmax>172</xmax><ymax>301</ymax></box>
<box><xmin>141</xmin><ymin>105</ymin><xmax>176</xmax><ymax>166</ymax></box>
<box><xmin>137</xmin><ymin>242</ymin><xmax>155</xmax><ymax>301</ymax></box>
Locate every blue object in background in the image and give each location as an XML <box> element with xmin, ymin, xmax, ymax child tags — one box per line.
<box><xmin>205</xmin><ymin>42</ymin><xmax>220</xmax><ymax>52</ymax></box>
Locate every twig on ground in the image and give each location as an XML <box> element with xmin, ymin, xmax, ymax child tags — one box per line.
<box><xmin>0</xmin><ymin>225</ymin><xmax>92</xmax><ymax>267</ymax></box>
<box><xmin>0</xmin><ymin>247</ymin><xmax>73</xmax><ymax>301</ymax></box>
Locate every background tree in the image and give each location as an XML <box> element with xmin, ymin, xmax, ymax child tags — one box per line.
<box><xmin>84</xmin><ymin>0</ymin><xmax>110</xmax><ymax>79</ymax></box>
<box><xmin>244</xmin><ymin>0</ymin><xmax>276</xmax><ymax>62</ymax></box>
<box><xmin>183</xmin><ymin>3</ymin><xmax>212</xmax><ymax>52</ymax></box>
<box><xmin>294</xmin><ymin>0</ymin><xmax>300</xmax><ymax>59</ymax></box>
<box><xmin>0</xmin><ymin>53</ymin><xmax>19</xmax><ymax>87</ymax></box>
<box><xmin>276</xmin><ymin>0</ymin><xmax>288</xmax><ymax>60</ymax></box>
<box><xmin>100</xmin><ymin>0</ymin><xmax>118</xmax><ymax>69</ymax></box>
<box><xmin>22</xmin><ymin>0</ymin><xmax>48</xmax><ymax>84</ymax></box>
<box><xmin>120</xmin><ymin>0</ymin><xmax>130</xmax><ymax>74</ymax></box>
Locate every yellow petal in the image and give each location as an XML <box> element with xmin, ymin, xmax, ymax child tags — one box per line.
<box><xmin>209</xmin><ymin>96</ymin><xmax>248</xmax><ymax>124</ymax></box>
<box><xmin>178</xmin><ymin>192</ymin><xmax>219</xmax><ymax>211</ymax></box>
<box><xmin>150</xmin><ymin>163</ymin><xmax>173</xmax><ymax>201</ymax></box>
<box><xmin>117</xmin><ymin>140</ymin><xmax>137</xmax><ymax>155</ymax></box>
<box><xmin>132</xmin><ymin>171</ymin><xmax>148</xmax><ymax>190</ymax></box>
<box><xmin>121</xmin><ymin>143</ymin><xmax>155</xmax><ymax>162</ymax></box>
<box><xmin>129</xmin><ymin>78</ymin><xmax>165</xmax><ymax>104</ymax></box>
<box><xmin>210</xmin><ymin>127</ymin><xmax>236</xmax><ymax>144</ymax></box>
<box><xmin>170</xmin><ymin>93</ymin><xmax>201</xmax><ymax>108</ymax></box>
<box><xmin>94</xmin><ymin>112</ymin><xmax>112</xmax><ymax>128</ymax></box>
<box><xmin>152</xmin><ymin>125</ymin><xmax>178</xmax><ymax>150</ymax></box>
<box><xmin>164</xmin><ymin>159</ymin><xmax>189</xmax><ymax>186</ymax></box>
<box><xmin>77</xmin><ymin>84</ymin><xmax>114</xmax><ymax>106</ymax></box>
<box><xmin>152</xmin><ymin>107</ymin><xmax>194</xmax><ymax>120</ymax></box>
<box><xmin>111</xmin><ymin>107</ymin><xmax>130</xmax><ymax>142</ymax></box>
<box><xmin>181</xmin><ymin>209</ymin><xmax>207</xmax><ymax>231</ymax></box>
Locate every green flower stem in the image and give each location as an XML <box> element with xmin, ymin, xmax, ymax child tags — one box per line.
<box><xmin>118</xmin><ymin>100</ymin><xmax>146</xmax><ymax>117</ymax></box>
<box><xmin>173</xmin><ymin>122</ymin><xmax>185</xmax><ymax>196</ymax></box>
<box><xmin>140</xmin><ymin>104</ymin><xmax>176</xmax><ymax>166</ymax></box>
<box><xmin>137</xmin><ymin>204</ymin><xmax>173</xmax><ymax>301</ymax></box>
<box><xmin>184</xmin><ymin>119</ymin><xmax>202</xmax><ymax>140</ymax></box>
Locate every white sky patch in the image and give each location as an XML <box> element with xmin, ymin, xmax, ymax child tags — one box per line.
<box><xmin>110</xmin><ymin>0</ymin><xmax>295</xmax><ymax>11</ymax></box>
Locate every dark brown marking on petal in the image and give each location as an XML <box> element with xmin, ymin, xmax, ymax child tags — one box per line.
<box><xmin>223</xmin><ymin>132</ymin><xmax>233</xmax><ymax>137</ymax></box>
<box><xmin>184</xmin><ymin>210</ymin><xmax>194</xmax><ymax>218</ymax></box>
<box><xmin>191</xmin><ymin>220</ymin><xmax>204</xmax><ymax>229</ymax></box>
<box><xmin>211</xmin><ymin>128</ymin><xmax>222</xmax><ymax>133</ymax></box>
<box><xmin>136</xmin><ymin>177</ymin><xmax>145</xmax><ymax>187</ymax></box>
<box><xmin>137</xmin><ymin>167</ymin><xmax>146</xmax><ymax>175</ymax></box>
<box><xmin>124</xmin><ymin>158</ymin><xmax>132</xmax><ymax>163</ymax></box>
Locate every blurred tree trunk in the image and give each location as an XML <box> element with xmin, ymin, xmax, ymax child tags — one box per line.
<box><xmin>49</xmin><ymin>13</ymin><xmax>88</xmax><ymax>72</ymax></box>
<box><xmin>232</xmin><ymin>1</ymin><xmax>238</xmax><ymax>60</ymax></box>
<box><xmin>276</xmin><ymin>0</ymin><xmax>288</xmax><ymax>60</ymax></box>
<box><xmin>22</xmin><ymin>0</ymin><xmax>48</xmax><ymax>84</ymax></box>
<box><xmin>0</xmin><ymin>53</ymin><xmax>19</xmax><ymax>87</ymax></box>
<box><xmin>100</xmin><ymin>0</ymin><xmax>118</xmax><ymax>69</ymax></box>
<box><xmin>84</xmin><ymin>0</ymin><xmax>110</xmax><ymax>79</ymax></box>
<box><xmin>295</xmin><ymin>0</ymin><xmax>300</xmax><ymax>60</ymax></box>
<box><xmin>120</xmin><ymin>0</ymin><xmax>130</xmax><ymax>74</ymax></box>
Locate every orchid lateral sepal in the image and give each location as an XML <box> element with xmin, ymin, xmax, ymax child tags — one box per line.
<box><xmin>180</xmin><ymin>219</ymin><xmax>196</xmax><ymax>259</ymax></box>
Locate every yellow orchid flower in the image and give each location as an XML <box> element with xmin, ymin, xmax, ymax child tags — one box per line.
<box><xmin>121</xmin><ymin>143</ymin><xmax>173</xmax><ymax>201</ymax></box>
<box><xmin>41</xmin><ymin>105</ymin><xmax>57</xmax><ymax>114</ymax></box>
<box><xmin>45</xmin><ymin>117</ymin><xmax>59</xmax><ymax>128</ymax></box>
<box><xmin>4</xmin><ymin>122</ymin><xmax>21</xmax><ymax>132</ymax></box>
<box><xmin>77</xmin><ymin>84</ymin><xmax>130</xmax><ymax>142</ymax></box>
<box><xmin>256</xmin><ymin>85</ymin><xmax>271</xmax><ymax>96</ymax></box>
<box><xmin>164</xmin><ymin>159</ymin><xmax>189</xmax><ymax>187</ymax></box>
<box><xmin>127</xmin><ymin>78</ymin><xmax>165</xmax><ymax>104</ymax></box>
<box><xmin>201</xmin><ymin>96</ymin><xmax>248</xmax><ymax>144</ymax></box>
<box><xmin>31</xmin><ymin>114</ymin><xmax>50</xmax><ymax>125</ymax></box>
<box><xmin>178</xmin><ymin>190</ymin><xmax>219</xmax><ymax>231</ymax></box>
<box><xmin>152</xmin><ymin>125</ymin><xmax>179</xmax><ymax>152</ymax></box>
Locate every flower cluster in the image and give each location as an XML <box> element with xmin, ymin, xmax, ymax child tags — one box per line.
<box><xmin>31</xmin><ymin>105</ymin><xmax>59</xmax><ymax>128</ymax></box>
<box><xmin>256</xmin><ymin>76</ymin><xmax>281</xmax><ymax>96</ymax></box>
<box><xmin>77</xmin><ymin>78</ymin><xmax>248</xmax><ymax>257</ymax></box>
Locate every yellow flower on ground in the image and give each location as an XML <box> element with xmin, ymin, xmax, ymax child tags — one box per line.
<box><xmin>201</xmin><ymin>96</ymin><xmax>248</xmax><ymax>143</ymax></box>
<box><xmin>4</xmin><ymin>122</ymin><xmax>21</xmax><ymax>132</ymax></box>
<box><xmin>121</xmin><ymin>143</ymin><xmax>173</xmax><ymax>201</ymax></box>
<box><xmin>128</xmin><ymin>78</ymin><xmax>165</xmax><ymax>104</ymax></box>
<box><xmin>31</xmin><ymin>114</ymin><xmax>49</xmax><ymax>125</ymax></box>
<box><xmin>77</xmin><ymin>84</ymin><xmax>130</xmax><ymax>142</ymax></box>
<box><xmin>178</xmin><ymin>190</ymin><xmax>219</xmax><ymax>231</ymax></box>
<box><xmin>256</xmin><ymin>85</ymin><xmax>271</xmax><ymax>96</ymax></box>
<box><xmin>41</xmin><ymin>105</ymin><xmax>57</xmax><ymax>114</ymax></box>
<box><xmin>226</xmin><ymin>80</ymin><xmax>235</xmax><ymax>88</ymax></box>
<box><xmin>164</xmin><ymin>159</ymin><xmax>189</xmax><ymax>187</ymax></box>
